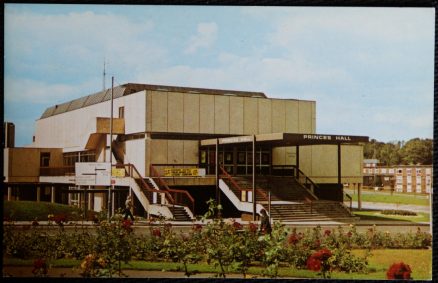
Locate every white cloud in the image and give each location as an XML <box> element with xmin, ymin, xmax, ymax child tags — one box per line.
<box><xmin>268</xmin><ymin>8</ymin><xmax>433</xmax><ymax>47</ymax></box>
<box><xmin>4</xmin><ymin>76</ymin><xmax>99</xmax><ymax>104</ymax></box>
<box><xmin>4</xmin><ymin>9</ymin><xmax>164</xmax><ymax>80</ymax></box>
<box><xmin>184</xmin><ymin>22</ymin><xmax>218</xmax><ymax>54</ymax></box>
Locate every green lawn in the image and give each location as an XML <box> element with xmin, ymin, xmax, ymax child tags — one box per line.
<box><xmin>4</xmin><ymin>249</ymin><xmax>431</xmax><ymax>279</ymax></box>
<box><xmin>3</xmin><ymin>200</ymin><xmax>87</xmax><ymax>221</ymax></box>
<box><xmin>353</xmin><ymin>210</ymin><xmax>430</xmax><ymax>223</ymax></box>
<box><xmin>345</xmin><ymin>191</ymin><xmax>430</xmax><ymax>206</ymax></box>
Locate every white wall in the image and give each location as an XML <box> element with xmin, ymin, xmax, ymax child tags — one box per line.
<box><xmin>125</xmin><ymin>138</ymin><xmax>146</xmax><ymax>176</ymax></box>
<box><xmin>33</xmin><ymin>91</ymin><xmax>146</xmax><ymax>150</ymax></box>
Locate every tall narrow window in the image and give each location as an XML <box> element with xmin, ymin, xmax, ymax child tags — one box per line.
<box><xmin>40</xmin><ymin>152</ymin><xmax>51</xmax><ymax>167</ymax></box>
<box><xmin>118</xmin><ymin>106</ymin><xmax>125</xmax><ymax>118</ymax></box>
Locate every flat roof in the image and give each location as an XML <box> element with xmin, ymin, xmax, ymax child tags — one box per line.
<box><xmin>201</xmin><ymin>133</ymin><xmax>369</xmax><ymax>147</ymax></box>
<box><xmin>40</xmin><ymin>83</ymin><xmax>267</xmax><ymax>119</ymax></box>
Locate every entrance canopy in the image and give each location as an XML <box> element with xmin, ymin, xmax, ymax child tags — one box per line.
<box><xmin>200</xmin><ymin>132</ymin><xmax>369</xmax><ymax>147</ymax></box>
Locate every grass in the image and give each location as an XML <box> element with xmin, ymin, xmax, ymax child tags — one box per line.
<box><xmin>346</xmin><ymin>191</ymin><xmax>430</xmax><ymax>206</ymax></box>
<box><xmin>3</xmin><ymin>200</ymin><xmax>86</xmax><ymax>221</ymax></box>
<box><xmin>353</xmin><ymin>210</ymin><xmax>430</xmax><ymax>223</ymax></box>
<box><xmin>3</xmin><ymin>249</ymin><xmax>431</xmax><ymax>279</ymax></box>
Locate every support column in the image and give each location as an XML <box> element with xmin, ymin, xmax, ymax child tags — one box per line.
<box><xmin>295</xmin><ymin>146</ymin><xmax>300</xmax><ymax>178</ymax></box>
<box><xmin>337</xmin><ymin>143</ymin><xmax>342</xmax><ymax>186</ymax></box>
<box><xmin>36</xmin><ymin>186</ymin><xmax>41</xmax><ymax>202</ymax></box>
<box><xmin>358</xmin><ymin>183</ymin><xmax>362</xmax><ymax>210</ymax></box>
<box><xmin>215</xmin><ymin>139</ymin><xmax>220</xmax><ymax>213</ymax></box>
<box><xmin>7</xmin><ymin>187</ymin><xmax>12</xmax><ymax>201</ymax></box>
<box><xmin>51</xmin><ymin>186</ymin><xmax>56</xmax><ymax>203</ymax></box>
<box><xmin>252</xmin><ymin>135</ymin><xmax>256</xmax><ymax>221</ymax></box>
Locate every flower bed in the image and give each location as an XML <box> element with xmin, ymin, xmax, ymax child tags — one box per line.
<box><xmin>2</xmin><ymin>203</ymin><xmax>432</xmax><ymax>278</ymax></box>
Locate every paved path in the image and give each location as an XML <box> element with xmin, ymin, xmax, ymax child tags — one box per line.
<box><xmin>351</xmin><ymin>201</ymin><xmax>431</xmax><ymax>213</ymax></box>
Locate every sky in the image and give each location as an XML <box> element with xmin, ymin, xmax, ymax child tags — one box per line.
<box><xmin>4</xmin><ymin>4</ymin><xmax>435</xmax><ymax>146</ymax></box>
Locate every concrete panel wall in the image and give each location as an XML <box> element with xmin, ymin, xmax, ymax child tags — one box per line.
<box><xmin>168</xmin><ymin>140</ymin><xmax>184</xmax><ymax>164</ymax></box>
<box><xmin>149</xmin><ymin>139</ymin><xmax>168</xmax><ymax>164</ymax></box>
<box><xmin>272</xmin><ymin>99</ymin><xmax>286</xmax><ymax>132</ymax></box>
<box><xmin>184</xmin><ymin>140</ymin><xmax>199</xmax><ymax>164</ymax></box>
<box><xmin>298</xmin><ymin>144</ymin><xmax>363</xmax><ymax>184</ymax></box>
<box><xmin>285</xmin><ymin>100</ymin><xmax>299</xmax><ymax>133</ymax></box>
<box><xmin>258</xmin><ymin>99</ymin><xmax>272</xmax><ymax>134</ymax></box>
<box><xmin>151</xmin><ymin>91</ymin><xmax>168</xmax><ymax>132</ymax></box>
<box><xmin>168</xmin><ymin>92</ymin><xmax>184</xmax><ymax>132</ymax></box>
<box><xmin>272</xmin><ymin>147</ymin><xmax>286</xmax><ymax>165</ymax></box>
<box><xmin>229</xmin><ymin>96</ymin><xmax>244</xmax><ymax>134</ymax></box>
<box><xmin>298</xmin><ymin>100</ymin><xmax>314</xmax><ymax>133</ymax></box>
<box><xmin>199</xmin><ymin>95</ymin><xmax>215</xmax><ymax>133</ymax></box>
<box><xmin>243</xmin><ymin>97</ymin><xmax>258</xmax><ymax>135</ymax></box>
<box><xmin>214</xmin><ymin>96</ymin><xmax>229</xmax><ymax>134</ymax></box>
<box><xmin>184</xmin><ymin>93</ymin><xmax>200</xmax><ymax>133</ymax></box>
<box><xmin>341</xmin><ymin>145</ymin><xmax>363</xmax><ymax>183</ymax></box>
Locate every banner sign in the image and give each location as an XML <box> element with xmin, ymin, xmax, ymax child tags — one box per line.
<box><xmin>112</xmin><ymin>168</ymin><xmax>126</xmax><ymax>178</ymax></box>
<box><xmin>75</xmin><ymin>162</ymin><xmax>111</xmax><ymax>186</ymax></box>
<box><xmin>164</xmin><ymin>168</ymin><xmax>206</xmax><ymax>177</ymax></box>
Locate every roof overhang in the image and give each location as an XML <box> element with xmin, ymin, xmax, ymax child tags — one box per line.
<box><xmin>200</xmin><ymin>132</ymin><xmax>369</xmax><ymax>147</ymax></box>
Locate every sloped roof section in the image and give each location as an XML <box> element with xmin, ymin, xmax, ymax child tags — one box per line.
<box><xmin>39</xmin><ymin>83</ymin><xmax>267</xmax><ymax>119</ymax></box>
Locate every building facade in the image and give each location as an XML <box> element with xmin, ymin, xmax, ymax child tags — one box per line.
<box><xmin>3</xmin><ymin>83</ymin><xmax>368</xmax><ymax>220</ymax></box>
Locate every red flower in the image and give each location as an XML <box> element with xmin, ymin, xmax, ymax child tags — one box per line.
<box><xmin>313</xmin><ymin>239</ymin><xmax>321</xmax><ymax>248</ymax></box>
<box><xmin>152</xmin><ymin>228</ymin><xmax>161</xmax><ymax>237</ymax></box>
<box><xmin>347</xmin><ymin>231</ymin><xmax>352</xmax><ymax>238</ymax></box>
<box><xmin>232</xmin><ymin>220</ymin><xmax>243</xmax><ymax>230</ymax></box>
<box><xmin>288</xmin><ymin>234</ymin><xmax>299</xmax><ymax>245</ymax></box>
<box><xmin>386</xmin><ymin>262</ymin><xmax>412</xmax><ymax>280</ymax></box>
<box><xmin>248</xmin><ymin>223</ymin><xmax>258</xmax><ymax>233</ymax></box>
<box><xmin>192</xmin><ymin>224</ymin><xmax>203</xmax><ymax>232</ymax></box>
<box><xmin>307</xmin><ymin>256</ymin><xmax>322</xmax><ymax>271</ymax></box>
<box><xmin>32</xmin><ymin>258</ymin><xmax>48</xmax><ymax>276</ymax></box>
<box><xmin>324</xmin><ymin>229</ymin><xmax>331</xmax><ymax>236</ymax></box>
<box><xmin>121</xmin><ymin>219</ymin><xmax>133</xmax><ymax>232</ymax></box>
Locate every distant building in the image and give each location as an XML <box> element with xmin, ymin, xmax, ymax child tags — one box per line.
<box><xmin>363</xmin><ymin>162</ymin><xmax>432</xmax><ymax>194</ymax></box>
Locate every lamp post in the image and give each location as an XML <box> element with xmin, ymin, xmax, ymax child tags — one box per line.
<box><xmin>108</xmin><ymin>76</ymin><xmax>114</xmax><ymax>220</ymax></box>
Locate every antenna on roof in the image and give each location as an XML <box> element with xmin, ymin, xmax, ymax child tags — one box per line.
<box><xmin>103</xmin><ymin>58</ymin><xmax>106</xmax><ymax>91</ymax></box>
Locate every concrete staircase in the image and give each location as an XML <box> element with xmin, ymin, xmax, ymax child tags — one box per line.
<box><xmin>269</xmin><ymin>200</ymin><xmax>353</xmax><ymax>222</ymax></box>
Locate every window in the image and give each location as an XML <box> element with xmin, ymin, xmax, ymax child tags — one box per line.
<box><xmin>63</xmin><ymin>151</ymin><xmax>95</xmax><ymax>166</ymax></box>
<box><xmin>118</xmin><ymin>106</ymin><xmax>124</xmax><ymax>118</ymax></box>
<box><xmin>40</xmin><ymin>152</ymin><xmax>50</xmax><ymax>167</ymax></box>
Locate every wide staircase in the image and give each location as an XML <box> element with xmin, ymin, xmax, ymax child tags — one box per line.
<box><xmin>220</xmin><ymin>166</ymin><xmax>353</xmax><ymax>222</ymax></box>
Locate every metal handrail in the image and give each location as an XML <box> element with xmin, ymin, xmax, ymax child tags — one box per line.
<box><xmin>343</xmin><ymin>192</ymin><xmax>353</xmax><ymax>213</ymax></box>
<box><xmin>290</xmin><ymin>165</ymin><xmax>319</xmax><ymax>200</ymax></box>
<box><xmin>150</xmin><ymin>165</ymin><xmax>195</xmax><ymax>214</ymax></box>
<box><xmin>219</xmin><ymin>166</ymin><xmax>268</xmax><ymax>201</ymax></box>
<box><xmin>122</xmin><ymin>164</ymin><xmax>175</xmax><ymax>205</ymax></box>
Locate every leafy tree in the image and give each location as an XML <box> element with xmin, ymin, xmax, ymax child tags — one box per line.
<box><xmin>400</xmin><ymin>138</ymin><xmax>433</xmax><ymax>165</ymax></box>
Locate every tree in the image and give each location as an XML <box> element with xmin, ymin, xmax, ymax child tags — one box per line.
<box><xmin>400</xmin><ymin>138</ymin><xmax>433</xmax><ymax>165</ymax></box>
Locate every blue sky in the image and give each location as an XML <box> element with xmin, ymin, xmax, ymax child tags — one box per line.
<box><xmin>4</xmin><ymin>5</ymin><xmax>435</xmax><ymax>146</ymax></box>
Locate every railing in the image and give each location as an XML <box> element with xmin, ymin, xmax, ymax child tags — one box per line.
<box><xmin>123</xmin><ymin>164</ymin><xmax>175</xmax><ymax>206</ymax></box>
<box><xmin>343</xmin><ymin>192</ymin><xmax>353</xmax><ymax>213</ymax></box>
<box><xmin>289</xmin><ymin>165</ymin><xmax>319</xmax><ymax>200</ymax></box>
<box><xmin>219</xmin><ymin>166</ymin><xmax>269</xmax><ymax>202</ymax></box>
<box><xmin>150</xmin><ymin>165</ymin><xmax>195</xmax><ymax>214</ymax></box>
<box><xmin>40</xmin><ymin>166</ymin><xmax>75</xmax><ymax>176</ymax></box>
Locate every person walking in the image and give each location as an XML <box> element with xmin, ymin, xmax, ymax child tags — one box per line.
<box><xmin>124</xmin><ymin>194</ymin><xmax>135</xmax><ymax>221</ymax></box>
<box><xmin>259</xmin><ymin>209</ymin><xmax>271</xmax><ymax>235</ymax></box>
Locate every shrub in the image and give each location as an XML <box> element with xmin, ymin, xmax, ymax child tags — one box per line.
<box><xmin>386</xmin><ymin>262</ymin><xmax>412</xmax><ymax>280</ymax></box>
<box><xmin>381</xmin><ymin>209</ymin><xmax>417</xmax><ymax>216</ymax></box>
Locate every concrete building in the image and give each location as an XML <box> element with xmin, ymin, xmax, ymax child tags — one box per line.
<box><xmin>3</xmin><ymin>83</ymin><xmax>368</xmax><ymax>221</ymax></box>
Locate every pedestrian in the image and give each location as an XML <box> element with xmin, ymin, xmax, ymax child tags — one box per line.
<box><xmin>259</xmin><ymin>209</ymin><xmax>271</xmax><ymax>235</ymax></box>
<box><xmin>124</xmin><ymin>194</ymin><xmax>135</xmax><ymax>221</ymax></box>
